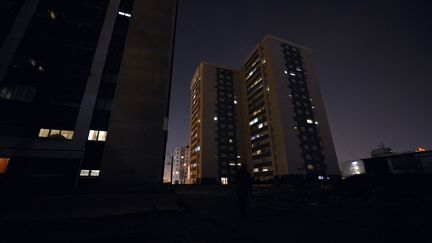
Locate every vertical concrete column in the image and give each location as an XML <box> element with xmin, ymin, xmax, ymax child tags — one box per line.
<box><xmin>98</xmin><ymin>0</ymin><xmax>178</xmax><ymax>192</ymax></box>
<box><xmin>0</xmin><ymin>0</ymin><xmax>39</xmax><ymax>83</ymax></box>
<box><xmin>72</xmin><ymin>0</ymin><xmax>121</xmax><ymax>148</ymax></box>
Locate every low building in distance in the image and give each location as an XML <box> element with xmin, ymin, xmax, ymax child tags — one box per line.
<box><xmin>188</xmin><ymin>35</ymin><xmax>340</xmax><ymax>184</ymax></box>
<box><xmin>371</xmin><ymin>143</ymin><xmax>394</xmax><ymax>157</ymax></box>
<box><xmin>340</xmin><ymin>148</ymin><xmax>432</xmax><ymax>178</ymax></box>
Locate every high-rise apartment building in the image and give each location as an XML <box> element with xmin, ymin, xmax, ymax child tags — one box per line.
<box><xmin>171</xmin><ymin>146</ymin><xmax>189</xmax><ymax>184</ymax></box>
<box><xmin>189</xmin><ymin>63</ymin><xmax>243</xmax><ymax>184</ymax></box>
<box><xmin>240</xmin><ymin>36</ymin><xmax>339</xmax><ymax>182</ymax></box>
<box><xmin>188</xmin><ymin>36</ymin><xmax>339</xmax><ymax>184</ymax></box>
<box><xmin>0</xmin><ymin>0</ymin><xmax>177</xmax><ymax>193</ymax></box>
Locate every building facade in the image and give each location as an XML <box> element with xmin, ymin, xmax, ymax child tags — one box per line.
<box><xmin>0</xmin><ymin>0</ymin><xmax>177</xmax><ymax>193</ymax></box>
<box><xmin>341</xmin><ymin>150</ymin><xmax>432</xmax><ymax>177</ymax></box>
<box><xmin>188</xmin><ymin>36</ymin><xmax>340</xmax><ymax>184</ymax></box>
<box><xmin>162</xmin><ymin>153</ymin><xmax>173</xmax><ymax>183</ymax></box>
<box><xmin>171</xmin><ymin>146</ymin><xmax>190</xmax><ymax>184</ymax></box>
<box><xmin>240</xmin><ymin>36</ymin><xmax>339</xmax><ymax>182</ymax></box>
<box><xmin>189</xmin><ymin>63</ymin><xmax>243</xmax><ymax>184</ymax></box>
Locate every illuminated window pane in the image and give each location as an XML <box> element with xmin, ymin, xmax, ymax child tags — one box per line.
<box><xmin>262</xmin><ymin>167</ymin><xmax>269</xmax><ymax>172</ymax></box>
<box><xmin>48</xmin><ymin>10</ymin><xmax>56</xmax><ymax>20</ymax></box>
<box><xmin>0</xmin><ymin>158</ymin><xmax>10</xmax><ymax>174</ymax></box>
<box><xmin>90</xmin><ymin>170</ymin><xmax>100</xmax><ymax>177</ymax></box>
<box><xmin>253</xmin><ymin>168</ymin><xmax>259</xmax><ymax>172</ymax></box>
<box><xmin>97</xmin><ymin>131</ymin><xmax>107</xmax><ymax>141</ymax></box>
<box><xmin>60</xmin><ymin>130</ymin><xmax>74</xmax><ymax>140</ymax></box>
<box><xmin>50</xmin><ymin>129</ymin><xmax>60</xmax><ymax>136</ymax></box>
<box><xmin>38</xmin><ymin>128</ymin><xmax>50</xmax><ymax>138</ymax></box>
<box><xmin>80</xmin><ymin>170</ymin><xmax>90</xmax><ymax>176</ymax></box>
<box><xmin>307</xmin><ymin>164</ymin><xmax>314</xmax><ymax>170</ymax></box>
<box><xmin>221</xmin><ymin>177</ymin><xmax>228</xmax><ymax>185</ymax></box>
<box><xmin>88</xmin><ymin>130</ymin><xmax>98</xmax><ymax>141</ymax></box>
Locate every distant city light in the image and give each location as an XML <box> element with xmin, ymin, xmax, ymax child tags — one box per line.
<box><xmin>416</xmin><ymin>147</ymin><xmax>426</xmax><ymax>152</ymax></box>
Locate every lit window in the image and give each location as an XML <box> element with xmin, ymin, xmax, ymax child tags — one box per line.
<box><xmin>229</xmin><ymin>162</ymin><xmax>236</xmax><ymax>166</ymax></box>
<box><xmin>307</xmin><ymin>164</ymin><xmax>314</xmax><ymax>170</ymax></box>
<box><xmin>237</xmin><ymin>155</ymin><xmax>241</xmax><ymax>158</ymax></box>
<box><xmin>253</xmin><ymin>168</ymin><xmax>259</xmax><ymax>172</ymax></box>
<box><xmin>29</xmin><ymin>58</ymin><xmax>36</xmax><ymax>66</ymax></box>
<box><xmin>266</xmin><ymin>87</ymin><xmax>270</xmax><ymax>92</ymax></box>
<box><xmin>256</xmin><ymin>150</ymin><xmax>262</xmax><ymax>155</ymax></box>
<box><xmin>48</xmin><ymin>10</ymin><xmax>56</xmax><ymax>20</ymax></box>
<box><xmin>234</xmin><ymin>100</ymin><xmax>238</xmax><ymax>104</ymax></box>
<box><xmin>60</xmin><ymin>130</ymin><xmax>74</xmax><ymax>140</ymax></box>
<box><xmin>50</xmin><ymin>129</ymin><xmax>60</xmax><ymax>136</ymax></box>
<box><xmin>262</xmin><ymin>59</ymin><xmax>266</xmax><ymax>64</ymax></box>
<box><xmin>258</xmin><ymin>123</ymin><xmax>264</xmax><ymax>129</ymax></box>
<box><xmin>252</xmin><ymin>58</ymin><xmax>260</xmax><ymax>67</ymax></box>
<box><xmin>38</xmin><ymin>128</ymin><xmax>50</xmax><ymax>138</ymax></box>
<box><xmin>289</xmin><ymin>72</ymin><xmax>296</xmax><ymax>76</ymax></box>
<box><xmin>221</xmin><ymin>177</ymin><xmax>228</xmax><ymax>185</ymax></box>
<box><xmin>0</xmin><ymin>158</ymin><xmax>10</xmax><ymax>174</ymax></box>
<box><xmin>214</xmin><ymin>116</ymin><xmax>218</xmax><ymax>121</ymax></box>
<box><xmin>97</xmin><ymin>131</ymin><xmax>107</xmax><ymax>141</ymax></box>
<box><xmin>229</xmin><ymin>139</ymin><xmax>233</xmax><ymax>143</ymax></box>
<box><xmin>237</xmin><ymin>163</ymin><xmax>241</xmax><ymax>166</ymax></box>
<box><xmin>88</xmin><ymin>130</ymin><xmax>98</xmax><ymax>141</ymax></box>
<box><xmin>318</xmin><ymin>175</ymin><xmax>324</xmax><ymax>180</ymax></box>
<box><xmin>315</xmin><ymin>121</ymin><xmax>319</xmax><ymax>125</ymax></box>
<box><xmin>262</xmin><ymin>167</ymin><xmax>268</xmax><ymax>172</ymax></box>
<box><xmin>194</xmin><ymin>146</ymin><xmax>200</xmax><ymax>152</ymax></box>
<box><xmin>284</xmin><ymin>70</ymin><xmax>288</xmax><ymax>74</ymax></box>
<box><xmin>306</xmin><ymin>119</ymin><xmax>313</xmax><ymax>124</ymax></box>
<box><xmin>249</xmin><ymin>117</ymin><xmax>258</xmax><ymax>126</ymax></box>
<box><xmin>90</xmin><ymin>170</ymin><xmax>100</xmax><ymax>177</ymax></box>
<box><xmin>248</xmin><ymin>77</ymin><xmax>263</xmax><ymax>91</ymax></box>
<box><xmin>118</xmin><ymin>11</ymin><xmax>131</xmax><ymax>17</ymax></box>
<box><xmin>80</xmin><ymin>170</ymin><xmax>90</xmax><ymax>176</ymax></box>
<box><xmin>296</xmin><ymin>67</ymin><xmax>302</xmax><ymax>71</ymax></box>
<box><xmin>246</xmin><ymin>68</ymin><xmax>257</xmax><ymax>79</ymax></box>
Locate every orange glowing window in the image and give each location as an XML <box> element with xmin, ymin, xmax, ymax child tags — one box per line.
<box><xmin>416</xmin><ymin>147</ymin><xmax>426</xmax><ymax>152</ymax></box>
<box><xmin>0</xmin><ymin>158</ymin><xmax>10</xmax><ymax>174</ymax></box>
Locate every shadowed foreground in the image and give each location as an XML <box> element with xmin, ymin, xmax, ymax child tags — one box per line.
<box><xmin>1</xmin><ymin>182</ymin><xmax>431</xmax><ymax>242</ymax></box>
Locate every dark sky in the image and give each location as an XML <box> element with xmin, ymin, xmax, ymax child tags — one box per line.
<box><xmin>166</xmin><ymin>0</ymin><xmax>432</xmax><ymax>162</ymax></box>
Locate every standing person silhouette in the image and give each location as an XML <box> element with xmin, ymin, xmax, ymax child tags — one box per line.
<box><xmin>235</xmin><ymin>164</ymin><xmax>252</xmax><ymax>217</ymax></box>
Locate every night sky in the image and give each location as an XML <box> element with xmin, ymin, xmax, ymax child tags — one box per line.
<box><xmin>166</xmin><ymin>0</ymin><xmax>432</xmax><ymax>163</ymax></box>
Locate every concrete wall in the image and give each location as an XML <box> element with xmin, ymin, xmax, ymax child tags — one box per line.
<box><xmin>301</xmin><ymin>48</ymin><xmax>340</xmax><ymax>176</ymax></box>
<box><xmin>200</xmin><ymin>63</ymin><xmax>219</xmax><ymax>182</ymax></box>
<box><xmin>98</xmin><ymin>0</ymin><xmax>177</xmax><ymax>192</ymax></box>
